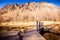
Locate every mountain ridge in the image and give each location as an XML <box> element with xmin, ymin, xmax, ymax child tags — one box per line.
<box><xmin>0</xmin><ymin>2</ymin><xmax>60</xmax><ymax>22</ymax></box>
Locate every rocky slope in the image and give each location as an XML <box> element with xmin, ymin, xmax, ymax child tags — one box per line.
<box><xmin>0</xmin><ymin>2</ymin><xmax>60</xmax><ymax>22</ymax></box>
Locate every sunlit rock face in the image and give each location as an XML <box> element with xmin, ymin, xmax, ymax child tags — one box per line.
<box><xmin>0</xmin><ymin>2</ymin><xmax>60</xmax><ymax>22</ymax></box>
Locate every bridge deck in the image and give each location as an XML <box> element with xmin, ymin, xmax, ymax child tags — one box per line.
<box><xmin>23</xmin><ymin>30</ymin><xmax>46</xmax><ymax>40</ymax></box>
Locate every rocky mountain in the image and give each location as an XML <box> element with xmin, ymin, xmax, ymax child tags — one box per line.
<box><xmin>0</xmin><ymin>2</ymin><xmax>60</xmax><ymax>22</ymax></box>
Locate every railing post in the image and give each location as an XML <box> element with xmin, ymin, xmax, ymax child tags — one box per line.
<box><xmin>39</xmin><ymin>22</ymin><xmax>44</xmax><ymax>30</ymax></box>
<box><xmin>37</xmin><ymin>21</ymin><xmax>44</xmax><ymax>31</ymax></box>
<box><xmin>37</xmin><ymin>21</ymin><xmax>39</xmax><ymax>31</ymax></box>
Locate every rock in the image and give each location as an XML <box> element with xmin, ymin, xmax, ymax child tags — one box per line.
<box><xmin>0</xmin><ymin>2</ymin><xmax>60</xmax><ymax>22</ymax></box>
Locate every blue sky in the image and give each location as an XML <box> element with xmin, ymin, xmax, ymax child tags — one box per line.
<box><xmin>0</xmin><ymin>0</ymin><xmax>60</xmax><ymax>8</ymax></box>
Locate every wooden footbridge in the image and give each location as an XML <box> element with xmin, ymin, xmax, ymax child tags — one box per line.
<box><xmin>0</xmin><ymin>21</ymin><xmax>60</xmax><ymax>40</ymax></box>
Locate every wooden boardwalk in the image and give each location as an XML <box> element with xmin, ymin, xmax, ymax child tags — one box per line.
<box><xmin>23</xmin><ymin>30</ymin><xmax>46</xmax><ymax>40</ymax></box>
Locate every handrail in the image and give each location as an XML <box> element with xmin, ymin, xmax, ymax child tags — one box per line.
<box><xmin>37</xmin><ymin>22</ymin><xmax>60</xmax><ymax>36</ymax></box>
